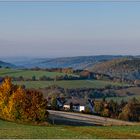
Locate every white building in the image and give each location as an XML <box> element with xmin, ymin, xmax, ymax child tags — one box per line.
<box><xmin>63</xmin><ymin>97</ymin><xmax>94</xmax><ymax>112</ymax></box>
<box><xmin>64</xmin><ymin>97</ymin><xmax>86</xmax><ymax>112</ymax></box>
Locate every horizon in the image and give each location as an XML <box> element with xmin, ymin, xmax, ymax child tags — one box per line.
<box><xmin>0</xmin><ymin>54</ymin><xmax>139</xmax><ymax>61</ymax></box>
<box><xmin>0</xmin><ymin>1</ymin><xmax>140</xmax><ymax>57</ymax></box>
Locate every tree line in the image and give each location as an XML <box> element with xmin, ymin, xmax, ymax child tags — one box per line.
<box><xmin>93</xmin><ymin>97</ymin><xmax>140</xmax><ymax>122</ymax></box>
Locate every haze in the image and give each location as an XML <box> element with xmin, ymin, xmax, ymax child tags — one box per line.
<box><xmin>0</xmin><ymin>1</ymin><xmax>140</xmax><ymax>57</ymax></box>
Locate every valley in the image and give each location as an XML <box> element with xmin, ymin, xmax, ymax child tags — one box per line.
<box><xmin>0</xmin><ymin>55</ymin><xmax>140</xmax><ymax>139</ymax></box>
<box><xmin>1</xmin><ymin>1</ymin><xmax>140</xmax><ymax>138</ymax></box>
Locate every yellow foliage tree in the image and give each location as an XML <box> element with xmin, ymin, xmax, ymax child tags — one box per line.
<box><xmin>8</xmin><ymin>86</ymin><xmax>26</xmax><ymax>120</ymax></box>
<box><xmin>0</xmin><ymin>77</ymin><xmax>49</xmax><ymax>122</ymax></box>
<box><xmin>0</xmin><ymin>77</ymin><xmax>14</xmax><ymax>119</ymax></box>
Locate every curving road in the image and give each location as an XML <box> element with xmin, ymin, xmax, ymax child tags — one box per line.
<box><xmin>48</xmin><ymin>110</ymin><xmax>136</xmax><ymax>126</ymax></box>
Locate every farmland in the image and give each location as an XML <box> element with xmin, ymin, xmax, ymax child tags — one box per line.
<box><xmin>14</xmin><ymin>80</ymin><xmax>126</xmax><ymax>89</ymax></box>
<box><xmin>0</xmin><ymin>119</ymin><xmax>140</xmax><ymax>139</ymax></box>
<box><xmin>1</xmin><ymin>68</ymin><xmax>139</xmax><ymax>101</ymax></box>
<box><xmin>0</xmin><ymin>68</ymin><xmax>129</xmax><ymax>89</ymax></box>
<box><xmin>0</xmin><ymin>68</ymin><xmax>78</xmax><ymax>79</ymax></box>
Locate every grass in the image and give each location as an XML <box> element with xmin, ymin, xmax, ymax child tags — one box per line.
<box><xmin>14</xmin><ymin>80</ymin><xmax>126</xmax><ymax>89</ymax></box>
<box><xmin>0</xmin><ymin>68</ymin><xmax>78</xmax><ymax>79</ymax></box>
<box><xmin>0</xmin><ymin>119</ymin><xmax>140</xmax><ymax>139</ymax></box>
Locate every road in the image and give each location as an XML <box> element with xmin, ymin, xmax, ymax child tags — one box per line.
<box><xmin>48</xmin><ymin>110</ymin><xmax>136</xmax><ymax>126</ymax></box>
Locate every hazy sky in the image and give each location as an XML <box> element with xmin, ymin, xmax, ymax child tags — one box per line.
<box><xmin>0</xmin><ymin>1</ymin><xmax>140</xmax><ymax>57</ymax></box>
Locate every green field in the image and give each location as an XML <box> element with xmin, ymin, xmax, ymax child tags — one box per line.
<box><xmin>0</xmin><ymin>68</ymin><xmax>78</xmax><ymax>79</ymax></box>
<box><xmin>14</xmin><ymin>80</ymin><xmax>126</xmax><ymax>89</ymax></box>
<box><xmin>0</xmin><ymin>119</ymin><xmax>140</xmax><ymax>139</ymax></box>
<box><xmin>0</xmin><ymin>68</ymin><xmax>128</xmax><ymax>89</ymax></box>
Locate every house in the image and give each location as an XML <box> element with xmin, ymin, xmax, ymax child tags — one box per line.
<box><xmin>88</xmin><ymin>99</ymin><xmax>95</xmax><ymax>113</ymax></box>
<box><xmin>56</xmin><ymin>97</ymin><xmax>65</xmax><ymax>109</ymax></box>
<box><xmin>46</xmin><ymin>96</ymin><xmax>66</xmax><ymax>110</ymax></box>
<box><xmin>63</xmin><ymin>97</ymin><xmax>95</xmax><ymax>112</ymax></box>
<box><xmin>64</xmin><ymin>97</ymin><xmax>86</xmax><ymax>112</ymax></box>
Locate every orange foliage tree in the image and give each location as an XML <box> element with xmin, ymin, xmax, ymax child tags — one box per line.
<box><xmin>0</xmin><ymin>77</ymin><xmax>49</xmax><ymax>122</ymax></box>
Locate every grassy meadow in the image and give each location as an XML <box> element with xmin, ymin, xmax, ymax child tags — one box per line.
<box><xmin>0</xmin><ymin>119</ymin><xmax>140</xmax><ymax>139</ymax></box>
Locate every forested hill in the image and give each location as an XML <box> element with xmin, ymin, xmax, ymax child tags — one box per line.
<box><xmin>34</xmin><ymin>55</ymin><xmax>120</xmax><ymax>69</ymax></box>
<box><xmin>88</xmin><ymin>57</ymin><xmax>140</xmax><ymax>80</ymax></box>
<box><xmin>0</xmin><ymin>60</ymin><xmax>15</xmax><ymax>68</ymax></box>
<box><xmin>4</xmin><ymin>55</ymin><xmax>123</xmax><ymax>69</ymax></box>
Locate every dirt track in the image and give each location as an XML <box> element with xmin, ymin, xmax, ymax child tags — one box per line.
<box><xmin>48</xmin><ymin>110</ymin><xmax>137</xmax><ymax>126</ymax></box>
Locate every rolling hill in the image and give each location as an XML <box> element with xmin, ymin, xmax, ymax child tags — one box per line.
<box><xmin>3</xmin><ymin>55</ymin><xmax>124</xmax><ymax>69</ymax></box>
<box><xmin>88</xmin><ymin>57</ymin><xmax>140</xmax><ymax>80</ymax></box>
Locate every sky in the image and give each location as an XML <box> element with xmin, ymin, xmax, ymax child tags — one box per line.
<box><xmin>0</xmin><ymin>1</ymin><xmax>140</xmax><ymax>58</ymax></box>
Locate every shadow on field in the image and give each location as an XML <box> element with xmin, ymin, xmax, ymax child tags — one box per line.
<box><xmin>48</xmin><ymin>117</ymin><xmax>97</xmax><ymax>126</ymax></box>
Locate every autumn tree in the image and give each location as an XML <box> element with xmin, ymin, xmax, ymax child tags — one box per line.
<box><xmin>101</xmin><ymin>108</ymin><xmax>110</xmax><ymax>117</ymax></box>
<box><xmin>8</xmin><ymin>86</ymin><xmax>27</xmax><ymax>120</ymax></box>
<box><xmin>108</xmin><ymin>99</ymin><xmax>119</xmax><ymax>118</ymax></box>
<box><xmin>0</xmin><ymin>77</ymin><xmax>16</xmax><ymax>119</ymax></box>
<box><xmin>51</xmin><ymin>96</ymin><xmax>57</xmax><ymax>110</ymax></box>
<box><xmin>24</xmin><ymin>89</ymin><xmax>48</xmax><ymax>122</ymax></box>
<box><xmin>0</xmin><ymin>77</ymin><xmax>49</xmax><ymax>122</ymax></box>
<box><xmin>94</xmin><ymin>101</ymin><xmax>104</xmax><ymax>114</ymax></box>
<box><xmin>118</xmin><ymin>98</ymin><xmax>140</xmax><ymax>121</ymax></box>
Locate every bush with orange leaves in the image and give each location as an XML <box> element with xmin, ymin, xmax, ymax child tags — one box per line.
<box><xmin>0</xmin><ymin>77</ymin><xmax>49</xmax><ymax>122</ymax></box>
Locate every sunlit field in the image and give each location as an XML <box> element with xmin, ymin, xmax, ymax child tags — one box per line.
<box><xmin>0</xmin><ymin>119</ymin><xmax>140</xmax><ymax>139</ymax></box>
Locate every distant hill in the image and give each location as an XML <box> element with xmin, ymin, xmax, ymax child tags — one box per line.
<box><xmin>0</xmin><ymin>57</ymin><xmax>51</xmax><ymax>68</ymax></box>
<box><xmin>4</xmin><ymin>55</ymin><xmax>124</xmax><ymax>69</ymax></box>
<box><xmin>88</xmin><ymin>57</ymin><xmax>140</xmax><ymax>80</ymax></box>
<box><xmin>0</xmin><ymin>60</ymin><xmax>15</xmax><ymax>68</ymax></box>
